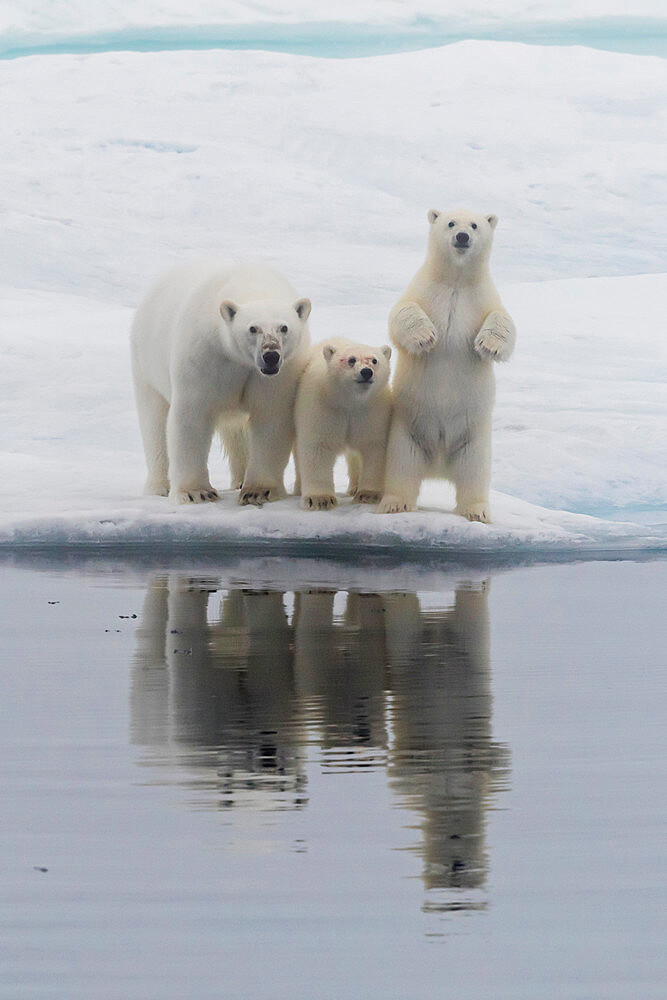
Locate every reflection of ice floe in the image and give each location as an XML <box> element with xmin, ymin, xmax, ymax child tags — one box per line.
<box><xmin>130</xmin><ymin>571</ymin><xmax>510</xmax><ymax>909</ymax></box>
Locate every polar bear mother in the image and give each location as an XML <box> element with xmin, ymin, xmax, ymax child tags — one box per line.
<box><xmin>378</xmin><ymin>208</ymin><xmax>516</xmax><ymax>522</ymax></box>
<box><xmin>130</xmin><ymin>261</ymin><xmax>311</xmax><ymax>505</ymax></box>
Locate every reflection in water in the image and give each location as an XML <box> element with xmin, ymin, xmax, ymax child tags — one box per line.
<box><xmin>131</xmin><ymin>574</ymin><xmax>509</xmax><ymax>909</ymax></box>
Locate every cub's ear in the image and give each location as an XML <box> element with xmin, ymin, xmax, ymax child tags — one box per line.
<box><xmin>427</xmin><ymin>209</ymin><xmax>441</xmax><ymax>225</ymax></box>
<box><xmin>380</xmin><ymin>345</ymin><xmax>392</xmax><ymax>361</ymax></box>
<box><xmin>293</xmin><ymin>298</ymin><xmax>312</xmax><ymax>321</ymax></box>
<box><xmin>220</xmin><ymin>301</ymin><xmax>238</xmax><ymax>323</ymax></box>
<box><xmin>322</xmin><ymin>344</ymin><xmax>336</xmax><ymax>363</ymax></box>
<box><xmin>487</xmin><ymin>214</ymin><xmax>498</xmax><ymax>230</ymax></box>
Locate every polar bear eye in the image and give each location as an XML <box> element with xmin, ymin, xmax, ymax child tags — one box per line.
<box><xmin>348</xmin><ymin>357</ymin><xmax>356</xmax><ymax>366</ymax></box>
<box><xmin>448</xmin><ymin>221</ymin><xmax>455</xmax><ymax>228</ymax></box>
<box><xmin>279</xmin><ymin>325</ymin><xmax>288</xmax><ymax>334</ymax></box>
<box><xmin>249</xmin><ymin>325</ymin><xmax>258</xmax><ymax>334</ymax></box>
<box><xmin>471</xmin><ymin>222</ymin><xmax>477</xmax><ymax>230</ymax></box>
<box><xmin>371</xmin><ymin>358</ymin><xmax>377</xmax><ymax>365</ymax></box>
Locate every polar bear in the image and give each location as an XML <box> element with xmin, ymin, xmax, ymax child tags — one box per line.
<box><xmin>377</xmin><ymin>208</ymin><xmax>516</xmax><ymax>522</ymax></box>
<box><xmin>295</xmin><ymin>337</ymin><xmax>392</xmax><ymax>510</ymax></box>
<box><xmin>130</xmin><ymin>260</ymin><xmax>311</xmax><ymax>505</ymax></box>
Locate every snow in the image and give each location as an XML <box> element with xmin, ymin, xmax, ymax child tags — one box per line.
<box><xmin>0</xmin><ymin>14</ymin><xmax>665</xmax><ymax>557</ymax></box>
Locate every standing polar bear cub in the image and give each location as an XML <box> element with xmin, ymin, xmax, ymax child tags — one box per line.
<box><xmin>295</xmin><ymin>338</ymin><xmax>392</xmax><ymax>510</ymax></box>
<box><xmin>130</xmin><ymin>261</ymin><xmax>311</xmax><ymax>505</ymax></box>
<box><xmin>378</xmin><ymin>208</ymin><xmax>516</xmax><ymax>522</ymax></box>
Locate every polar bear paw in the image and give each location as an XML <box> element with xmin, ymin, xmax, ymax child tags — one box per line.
<box><xmin>376</xmin><ymin>494</ymin><xmax>416</xmax><ymax>514</ymax></box>
<box><xmin>239</xmin><ymin>485</ymin><xmax>284</xmax><ymax>506</ymax></box>
<box><xmin>474</xmin><ymin>315</ymin><xmax>514</xmax><ymax>362</ymax></box>
<box><xmin>171</xmin><ymin>487</ymin><xmax>219</xmax><ymax>504</ymax></box>
<box><xmin>458</xmin><ymin>501</ymin><xmax>490</xmax><ymax>523</ymax></box>
<box><xmin>402</xmin><ymin>323</ymin><xmax>438</xmax><ymax>355</ymax></box>
<box><xmin>353</xmin><ymin>490</ymin><xmax>382</xmax><ymax>505</ymax></box>
<box><xmin>302</xmin><ymin>493</ymin><xmax>338</xmax><ymax>511</ymax></box>
<box><xmin>144</xmin><ymin>478</ymin><xmax>170</xmax><ymax>497</ymax></box>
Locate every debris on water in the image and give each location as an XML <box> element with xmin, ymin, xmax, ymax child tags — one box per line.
<box><xmin>33</xmin><ymin>866</ymin><xmax>48</xmax><ymax>873</ymax></box>
<box><xmin>47</xmin><ymin>601</ymin><xmax>60</xmax><ymax>605</ymax></box>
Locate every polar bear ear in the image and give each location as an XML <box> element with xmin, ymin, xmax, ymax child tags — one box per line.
<box><xmin>380</xmin><ymin>345</ymin><xmax>392</xmax><ymax>361</ymax></box>
<box><xmin>487</xmin><ymin>214</ymin><xmax>498</xmax><ymax>229</ymax></box>
<box><xmin>427</xmin><ymin>209</ymin><xmax>441</xmax><ymax>225</ymax></box>
<box><xmin>220</xmin><ymin>301</ymin><xmax>238</xmax><ymax>323</ymax></box>
<box><xmin>293</xmin><ymin>298</ymin><xmax>312</xmax><ymax>321</ymax></box>
<box><xmin>322</xmin><ymin>344</ymin><xmax>337</xmax><ymax>363</ymax></box>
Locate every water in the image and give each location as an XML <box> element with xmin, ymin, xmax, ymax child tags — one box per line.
<box><xmin>2</xmin><ymin>18</ymin><xmax>666</xmax><ymax>61</ymax></box>
<box><xmin>1</xmin><ymin>556</ymin><xmax>665</xmax><ymax>999</ymax></box>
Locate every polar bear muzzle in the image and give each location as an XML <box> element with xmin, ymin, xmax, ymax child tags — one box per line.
<box><xmin>260</xmin><ymin>348</ymin><xmax>281</xmax><ymax>376</ymax></box>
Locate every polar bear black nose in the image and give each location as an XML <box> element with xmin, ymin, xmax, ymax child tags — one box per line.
<box><xmin>455</xmin><ymin>231</ymin><xmax>470</xmax><ymax>245</ymax></box>
<box><xmin>263</xmin><ymin>350</ymin><xmax>280</xmax><ymax>368</ymax></box>
<box><xmin>360</xmin><ymin>367</ymin><xmax>373</xmax><ymax>381</ymax></box>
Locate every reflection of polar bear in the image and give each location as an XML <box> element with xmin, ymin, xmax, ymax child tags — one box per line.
<box><xmin>295</xmin><ymin>338</ymin><xmax>392</xmax><ymax>510</ymax></box>
<box><xmin>385</xmin><ymin>583</ymin><xmax>508</xmax><ymax>893</ymax></box>
<box><xmin>378</xmin><ymin>209</ymin><xmax>516</xmax><ymax>522</ymax></box>
<box><xmin>130</xmin><ymin>261</ymin><xmax>311</xmax><ymax>505</ymax></box>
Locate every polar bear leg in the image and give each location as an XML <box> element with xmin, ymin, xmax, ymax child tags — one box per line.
<box><xmin>221</xmin><ymin>419</ymin><xmax>249</xmax><ymax>490</ymax></box>
<box><xmin>450</xmin><ymin>430</ymin><xmax>492</xmax><ymax>523</ymax></box>
<box><xmin>354</xmin><ymin>441</ymin><xmax>386</xmax><ymax>505</ymax></box>
<box><xmin>133</xmin><ymin>377</ymin><xmax>170</xmax><ymax>496</ymax></box>
<box><xmin>346</xmin><ymin>450</ymin><xmax>362</xmax><ymax>496</ymax></box>
<box><xmin>377</xmin><ymin>417</ymin><xmax>425</xmax><ymax>513</ymax></box>
<box><xmin>240</xmin><ymin>412</ymin><xmax>291</xmax><ymax>505</ymax></box>
<box><xmin>166</xmin><ymin>394</ymin><xmax>218</xmax><ymax>504</ymax></box>
<box><xmin>299</xmin><ymin>440</ymin><xmax>338</xmax><ymax>510</ymax></box>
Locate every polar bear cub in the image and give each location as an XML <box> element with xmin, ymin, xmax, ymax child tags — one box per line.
<box><xmin>378</xmin><ymin>208</ymin><xmax>516</xmax><ymax>522</ymax></box>
<box><xmin>130</xmin><ymin>260</ymin><xmax>311</xmax><ymax>505</ymax></box>
<box><xmin>295</xmin><ymin>338</ymin><xmax>392</xmax><ymax>510</ymax></box>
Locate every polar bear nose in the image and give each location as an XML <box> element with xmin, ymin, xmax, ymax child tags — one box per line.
<box><xmin>455</xmin><ymin>231</ymin><xmax>470</xmax><ymax>246</ymax></box>
<box><xmin>262</xmin><ymin>350</ymin><xmax>281</xmax><ymax>368</ymax></box>
<box><xmin>359</xmin><ymin>367</ymin><xmax>374</xmax><ymax>382</ymax></box>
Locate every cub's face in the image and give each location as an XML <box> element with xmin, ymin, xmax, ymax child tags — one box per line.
<box><xmin>427</xmin><ymin>208</ymin><xmax>498</xmax><ymax>267</ymax></box>
<box><xmin>322</xmin><ymin>342</ymin><xmax>392</xmax><ymax>399</ymax></box>
<box><xmin>220</xmin><ymin>297</ymin><xmax>311</xmax><ymax>376</ymax></box>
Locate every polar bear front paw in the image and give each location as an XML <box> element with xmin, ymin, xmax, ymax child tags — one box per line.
<box><xmin>239</xmin><ymin>485</ymin><xmax>284</xmax><ymax>506</ymax></box>
<box><xmin>376</xmin><ymin>494</ymin><xmax>415</xmax><ymax>514</ymax></box>
<box><xmin>474</xmin><ymin>314</ymin><xmax>514</xmax><ymax>362</ymax></box>
<box><xmin>171</xmin><ymin>487</ymin><xmax>219</xmax><ymax>504</ymax></box>
<box><xmin>353</xmin><ymin>490</ymin><xmax>382</xmax><ymax>505</ymax></box>
<box><xmin>458</xmin><ymin>501</ymin><xmax>490</xmax><ymax>523</ymax></box>
<box><xmin>302</xmin><ymin>494</ymin><xmax>337</xmax><ymax>511</ymax></box>
<box><xmin>403</xmin><ymin>323</ymin><xmax>438</xmax><ymax>355</ymax></box>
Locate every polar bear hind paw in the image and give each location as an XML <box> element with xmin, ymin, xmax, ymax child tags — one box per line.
<box><xmin>458</xmin><ymin>501</ymin><xmax>490</xmax><ymax>523</ymax></box>
<box><xmin>353</xmin><ymin>490</ymin><xmax>382</xmax><ymax>505</ymax></box>
<box><xmin>376</xmin><ymin>494</ymin><xmax>415</xmax><ymax>514</ymax></box>
<box><xmin>239</xmin><ymin>485</ymin><xmax>284</xmax><ymax>506</ymax></box>
<box><xmin>171</xmin><ymin>487</ymin><xmax>219</xmax><ymax>504</ymax></box>
<box><xmin>302</xmin><ymin>494</ymin><xmax>337</xmax><ymax>511</ymax></box>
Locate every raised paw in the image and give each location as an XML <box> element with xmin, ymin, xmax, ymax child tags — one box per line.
<box><xmin>376</xmin><ymin>494</ymin><xmax>415</xmax><ymax>514</ymax></box>
<box><xmin>474</xmin><ymin>314</ymin><xmax>514</xmax><ymax>362</ymax></box>
<box><xmin>302</xmin><ymin>494</ymin><xmax>337</xmax><ymax>511</ymax></box>
<box><xmin>458</xmin><ymin>501</ymin><xmax>490</xmax><ymax>524</ymax></box>
<box><xmin>353</xmin><ymin>490</ymin><xmax>382</xmax><ymax>505</ymax></box>
<box><xmin>404</xmin><ymin>324</ymin><xmax>438</xmax><ymax>355</ymax></box>
<box><xmin>171</xmin><ymin>487</ymin><xmax>219</xmax><ymax>504</ymax></box>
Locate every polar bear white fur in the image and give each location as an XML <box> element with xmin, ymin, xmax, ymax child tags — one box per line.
<box><xmin>130</xmin><ymin>260</ymin><xmax>311</xmax><ymax>505</ymax></box>
<box><xmin>295</xmin><ymin>337</ymin><xmax>392</xmax><ymax>510</ymax></box>
<box><xmin>377</xmin><ymin>208</ymin><xmax>516</xmax><ymax>522</ymax></box>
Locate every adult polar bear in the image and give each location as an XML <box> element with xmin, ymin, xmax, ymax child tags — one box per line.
<box><xmin>130</xmin><ymin>261</ymin><xmax>311</xmax><ymax>505</ymax></box>
<box><xmin>378</xmin><ymin>209</ymin><xmax>516</xmax><ymax>522</ymax></box>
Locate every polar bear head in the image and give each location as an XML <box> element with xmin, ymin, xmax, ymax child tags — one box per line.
<box><xmin>220</xmin><ymin>297</ymin><xmax>312</xmax><ymax>376</ymax></box>
<box><xmin>426</xmin><ymin>208</ymin><xmax>498</xmax><ymax>271</ymax></box>
<box><xmin>321</xmin><ymin>339</ymin><xmax>392</xmax><ymax>400</ymax></box>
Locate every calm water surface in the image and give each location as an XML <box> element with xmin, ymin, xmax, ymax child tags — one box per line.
<box><xmin>1</xmin><ymin>557</ymin><xmax>665</xmax><ymax>999</ymax></box>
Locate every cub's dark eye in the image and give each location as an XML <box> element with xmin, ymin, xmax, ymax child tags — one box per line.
<box><xmin>471</xmin><ymin>222</ymin><xmax>477</xmax><ymax>230</ymax></box>
<box><xmin>371</xmin><ymin>358</ymin><xmax>377</xmax><ymax>365</ymax></box>
<box><xmin>249</xmin><ymin>325</ymin><xmax>258</xmax><ymax>334</ymax></box>
<box><xmin>448</xmin><ymin>221</ymin><xmax>455</xmax><ymax>228</ymax></box>
<box><xmin>279</xmin><ymin>325</ymin><xmax>288</xmax><ymax>334</ymax></box>
<box><xmin>348</xmin><ymin>357</ymin><xmax>356</xmax><ymax>366</ymax></box>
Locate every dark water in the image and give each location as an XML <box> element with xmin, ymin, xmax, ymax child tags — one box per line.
<box><xmin>1</xmin><ymin>557</ymin><xmax>665</xmax><ymax>999</ymax></box>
